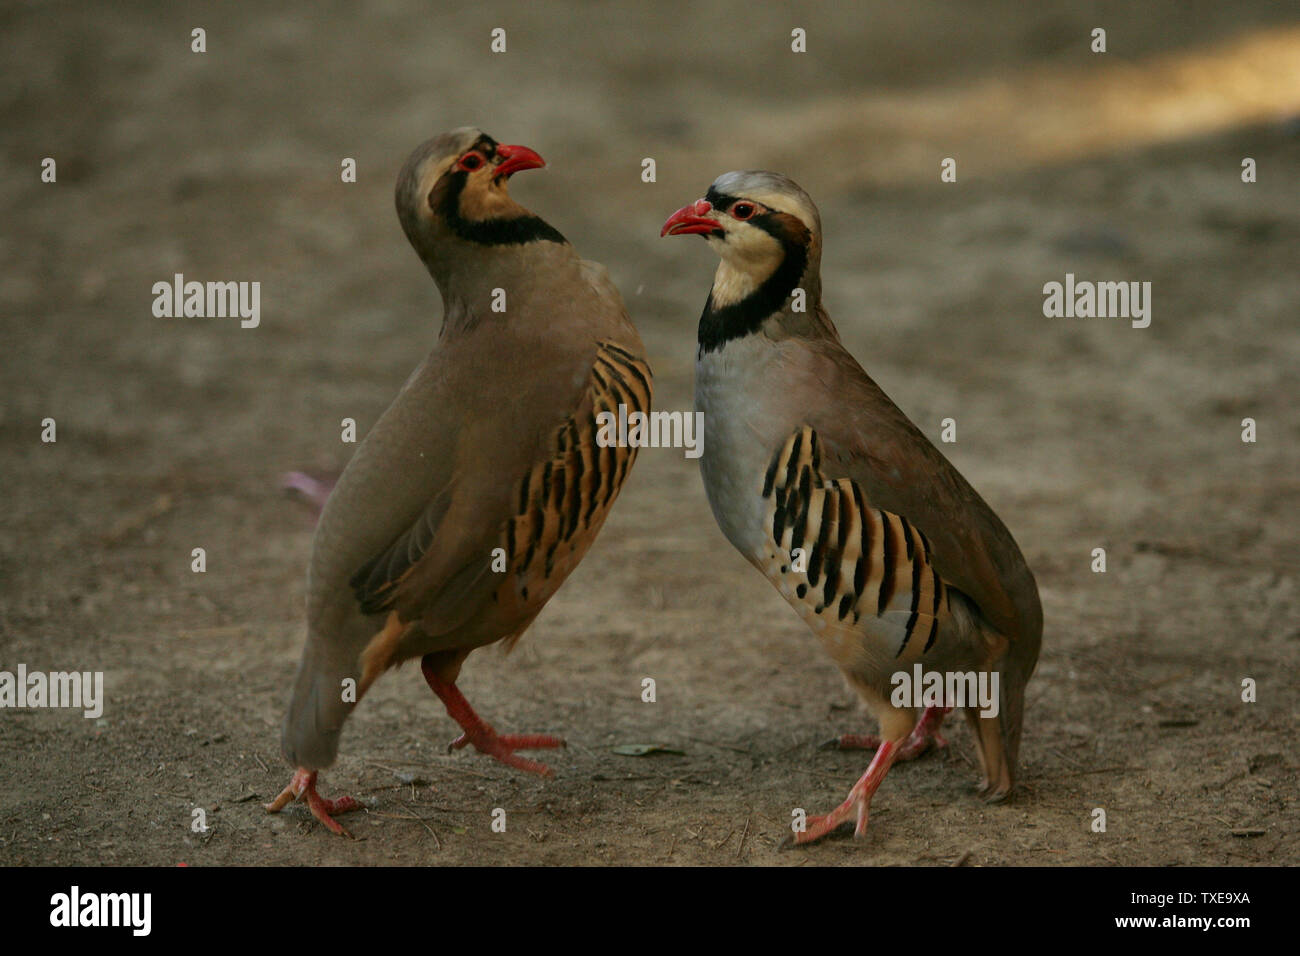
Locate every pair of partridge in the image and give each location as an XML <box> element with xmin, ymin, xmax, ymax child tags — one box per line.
<box><xmin>269</xmin><ymin>131</ymin><xmax>1040</xmax><ymax>848</ymax></box>
<box><xmin>662</xmin><ymin>172</ymin><xmax>1042</xmax><ymax>843</ymax></box>
<box><xmin>268</xmin><ymin>128</ymin><xmax>652</xmax><ymax>835</ymax></box>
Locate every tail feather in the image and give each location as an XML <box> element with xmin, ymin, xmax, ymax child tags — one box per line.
<box><xmin>281</xmin><ymin>640</ymin><xmax>359</xmax><ymax>771</ymax></box>
<box><xmin>998</xmin><ymin>615</ymin><xmax>1042</xmax><ymax>780</ymax></box>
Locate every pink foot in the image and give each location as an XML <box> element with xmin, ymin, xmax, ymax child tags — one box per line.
<box><xmin>795</xmin><ymin>740</ymin><xmax>899</xmax><ymax>845</ymax></box>
<box><xmin>826</xmin><ymin>705</ymin><xmax>951</xmax><ymax>761</ymax></box>
<box><xmin>282</xmin><ymin>471</ymin><xmax>335</xmax><ymax>516</ymax></box>
<box><xmin>266</xmin><ymin>768</ymin><xmax>362</xmax><ymax>838</ymax></box>
<box><xmin>421</xmin><ymin>658</ymin><xmax>565</xmax><ymax>777</ymax></box>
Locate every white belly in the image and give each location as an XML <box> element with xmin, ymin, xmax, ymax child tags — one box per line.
<box><xmin>695</xmin><ymin>338</ymin><xmax>795</xmax><ymax>560</ymax></box>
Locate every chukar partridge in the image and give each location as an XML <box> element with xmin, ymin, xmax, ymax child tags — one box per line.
<box><xmin>268</xmin><ymin>128</ymin><xmax>653</xmax><ymax>836</ymax></box>
<box><xmin>661</xmin><ymin>172</ymin><xmax>1040</xmax><ymax>844</ymax></box>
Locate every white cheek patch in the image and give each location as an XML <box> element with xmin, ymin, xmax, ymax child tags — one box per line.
<box><xmin>710</xmin><ymin>227</ymin><xmax>783</xmax><ymax>306</ymax></box>
<box><xmin>458</xmin><ymin>176</ymin><xmax>513</xmax><ymax>219</ymax></box>
<box><xmin>711</xmin><ymin>259</ymin><xmax>760</xmax><ymax>306</ymax></box>
<box><xmin>726</xmin><ymin>225</ymin><xmax>782</xmax><ymax>262</ymax></box>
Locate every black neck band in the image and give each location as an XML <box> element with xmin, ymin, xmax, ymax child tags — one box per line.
<box><xmin>439</xmin><ymin>172</ymin><xmax>567</xmax><ymax>247</ymax></box>
<box><xmin>697</xmin><ymin>238</ymin><xmax>808</xmax><ymax>355</ymax></box>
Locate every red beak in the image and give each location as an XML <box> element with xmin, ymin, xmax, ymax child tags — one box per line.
<box><xmin>494</xmin><ymin>144</ymin><xmax>546</xmax><ymax>179</ymax></box>
<box><xmin>661</xmin><ymin>199</ymin><xmax>721</xmax><ymax>237</ymax></box>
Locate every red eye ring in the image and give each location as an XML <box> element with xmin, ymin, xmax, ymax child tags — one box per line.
<box><xmin>457</xmin><ymin>151</ymin><xmax>486</xmax><ymax>172</ymax></box>
<box><xmin>731</xmin><ymin>202</ymin><xmax>756</xmax><ymax>220</ymax></box>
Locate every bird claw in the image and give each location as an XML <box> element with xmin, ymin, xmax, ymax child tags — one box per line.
<box><xmin>824</xmin><ymin>730</ymin><xmax>942</xmax><ymax>760</ymax></box>
<box><xmin>976</xmin><ymin>779</ymin><xmax>1012</xmax><ymax>803</ymax></box>
<box><xmin>422</xmin><ymin>661</ymin><xmax>565</xmax><ymax>777</ymax></box>
<box><xmin>792</xmin><ymin>739</ymin><xmax>900</xmax><ymax>846</ymax></box>
<box><xmin>265</xmin><ymin>768</ymin><xmax>362</xmax><ymax>838</ymax></box>
<box><xmin>448</xmin><ymin>727</ymin><xmax>565</xmax><ymax>776</ymax></box>
<box><xmin>827</xmin><ymin>706</ymin><xmax>951</xmax><ymax>761</ymax></box>
<box><xmin>792</xmin><ymin>787</ymin><xmax>873</xmax><ymax>845</ymax></box>
<box><xmin>797</xmin><ymin>713</ymin><xmax>949</xmax><ymax>844</ymax></box>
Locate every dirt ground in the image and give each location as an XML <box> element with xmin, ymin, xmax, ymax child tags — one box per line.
<box><xmin>1</xmin><ymin>1</ymin><xmax>1297</xmax><ymax>867</ymax></box>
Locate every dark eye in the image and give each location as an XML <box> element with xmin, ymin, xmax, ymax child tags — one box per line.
<box><xmin>731</xmin><ymin>202</ymin><xmax>756</xmax><ymax>220</ymax></box>
<box><xmin>457</xmin><ymin>152</ymin><xmax>485</xmax><ymax>171</ymax></box>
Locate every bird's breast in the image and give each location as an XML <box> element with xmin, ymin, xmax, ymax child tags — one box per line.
<box><xmin>694</xmin><ymin>343</ymin><xmax>786</xmax><ymax>557</ymax></box>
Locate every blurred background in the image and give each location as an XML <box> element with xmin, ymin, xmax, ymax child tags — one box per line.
<box><xmin>1</xmin><ymin>1</ymin><xmax>1297</xmax><ymax>865</ymax></box>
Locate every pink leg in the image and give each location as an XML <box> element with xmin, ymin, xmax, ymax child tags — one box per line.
<box><xmin>795</xmin><ymin>740</ymin><xmax>900</xmax><ymax>844</ymax></box>
<box><xmin>265</xmin><ymin>768</ymin><xmax>362</xmax><ymax>838</ymax></box>
<box><xmin>282</xmin><ymin>471</ymin><xmax>335</xmax><ymax>517</ymax></box>
<box><xmin>830</xmin><ymin>705</ymin><xmax>951</xmax><ymax>760</ymax></box>
<box><xmin>421</xmin><ymin>658</ymin><xmax>564</xmax><ymax>776</ymax></box>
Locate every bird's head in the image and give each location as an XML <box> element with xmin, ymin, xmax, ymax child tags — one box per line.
<box><xmin>662</xmin><ymin>171</ymin><xmax>823</xmax><ymax>350</ymax></box>
<box><xmin>662</xmin><ymin>170</ymin><xmax>820</xmax><ymax>279</ymax></box>
<box><xmin>395</xmin><ymin>127</ymin><xmax>563</xmax><ymax>265</ymax></box>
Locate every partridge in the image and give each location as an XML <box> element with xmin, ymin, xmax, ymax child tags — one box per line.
<box><xmin>662</xmin><ymin>172</ymin><xmax>1041</xmax><ymax>844</ymax></box>
<box><xmin>268</xmin><ymin>128</ymin><xmax>653</xmax><ymax>836</ymax></box>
